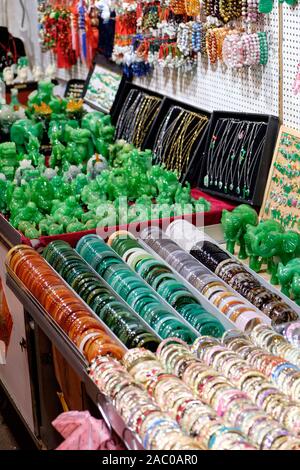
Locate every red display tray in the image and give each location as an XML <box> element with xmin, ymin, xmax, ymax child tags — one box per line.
<box><xmin>0</xmin><ymin>189</ymin><xmax>236</xmax><ymax>250</ymax></box>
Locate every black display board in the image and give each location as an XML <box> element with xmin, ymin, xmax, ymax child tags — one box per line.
<box><xmin>197</xmin><ymin>111</ymin><xmax>279</xmax><ymax>206</ymax></box>
<box><xmin>82</xmin><ymin>54</ymin><xmax>126</xmax><ymax>114</ymax></box>
<box><xmin>64</xmin><ymin>79</ymin><xmax>85</xmax><ymax>99</ymax></box>
<box><xmin>110</xmin><ymin>81</ymin><xmax>163</xmax><ymax>125</ymax></box>
<box><xmin>142</xmin><ymin>96</ymin><xmax>211</xmax><ymax>183</ymax></box>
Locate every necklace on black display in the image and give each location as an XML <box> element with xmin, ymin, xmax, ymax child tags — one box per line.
<box><xmin>204</xmin><ymin>118</ymin><xmax>268</xmax><ymax>198</ymax></box>
<box><xmin>204</xmin><ymin>118</ymin><xmax>235</xmax><ymax>187</ymax></box>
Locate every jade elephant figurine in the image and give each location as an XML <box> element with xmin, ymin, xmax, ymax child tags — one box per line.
<box><xmin>245</xmin><ymin>220</ymin><xmax>300</xmax><ymax>284</ymax></box>
<box><xmin>291</xmin><ymin>274</ymin><xmax>300</xmax><ymax>305</ymax></box>
<box><xmin>221</xmin><ymin>204</ymin><xmax>258</xmax><ymax>259</ymax></box>
<box><xmin>278</xmin><ymin>258</ymin><xmax>300</xmax><ymax>304</ymax></box>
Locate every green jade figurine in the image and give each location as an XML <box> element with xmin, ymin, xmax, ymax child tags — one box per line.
<box><xmin>0</xmin><ymin>142</ymin><xmax>19</xmax><ymax>180</ymax></box>
<box><xmin>48</xmin><ymin>118</ymin><xmax>78</xmax><ymax>168</ymax></box>
<box><xmin>27</xmin><ymin>81</ymin><xmax>66</xmax><ymax>118</ymax></box>
<box><xmin>11</xmin><ymin>201</ymin><xmax>43</xmax><ymax>229</ymax></box>
<box><xmin>63</xmin><ymin>126</ymin><xmax>94</xmax><ymax>166</ymax></box>
<box><xmin>10</xmin><ymin>119</ymin><xmax>43</xmax><ymax>166</ymax></box>
<box><xmin>29</xmin><ymin>177</ymin><xmax>55</xmax><ymax>213</ymax></box>
<box><xmin>245</xmin><ymin>220</ymin><xmax>300</xmax><ymax>283</ymax></box>
<box><xmin>278</xmin><ymin>258</ymin><xmax>300</xmax><ymax>304</ymax></box>
<box><xmin>221</xmin><ymin>204</ymin><xmax>258</xmax><ymax>259</ymax></box>
<box><xmin>18</xmin><ymin>221</ymin><xmax>41</xmax><ymax>239</ymax></box>
<box><xmin>0</xmin><ymin>178</ymin><xmax>10</xmax><ymax>214</ymax></box>
<box><xmin>51</xmin><ymin>196</ymin><xmax>84</xmax><ymax>222</ymax></box>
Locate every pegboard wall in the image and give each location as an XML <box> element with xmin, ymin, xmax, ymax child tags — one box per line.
<box><xmin>47</xmin><ymin>4</ymin><xmax>300</xmax><ymax>130</ymax></box>
<box><xmin>134</xmin><ymin>10</ymin><xmax>280</xmax><ymax>117</ymax></box>
<box><xmin>42</xmin><ymin>51</ymin><xmax>89</xmax><ymax>81</ymax></box>
<box><xmin>282</xmin><ymin>4</ymin><xmax>300</xmax><ymax>129</ymax></box>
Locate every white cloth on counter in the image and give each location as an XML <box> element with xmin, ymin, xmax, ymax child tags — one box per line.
<box><xmin>0</xmin><ymin>0</ymin><xmax>42</xmax><ymax>67</ymax></box>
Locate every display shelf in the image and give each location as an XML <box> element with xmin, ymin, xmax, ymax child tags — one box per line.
<box><xmin>74</xmin><ymin>242</ymin><xmax>202</xmax><ymax>340</ymax></box>
<box><xmin>5</xmin><ymin>268</ymin><xmax>144</xmax><ymax>450</ymax></box>
<box><xmin>0</xmin><ymin>214</ymin><xmax>23</xmax><ymax>248</ymax></box>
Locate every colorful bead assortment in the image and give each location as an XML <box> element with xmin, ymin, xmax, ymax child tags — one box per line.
<box><xmin>106</xmin><ymin>0</ymin><xmax>269</xmax><ymax>76</ymax></box>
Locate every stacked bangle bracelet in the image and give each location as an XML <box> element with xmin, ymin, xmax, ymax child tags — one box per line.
<box><xmin>7</xmin><ymin>245</ymin><xmax>124</xmax><ymax>362</ymax></box>
<box><xmin>89</xmin><ymin>355</ymin><xmax>203</xmax><ymax>450</ymax></box>
<box><xmin>76</xmin><ymin>234</ymin><xmax>197</xmax><ymax>344</ymax></box>
<box><xmin>43</xmin><ymin>240</ymin><xmax>161</xmax><ymax>352</ymax></box>
<box><xmin>141</xmin><ymin>227</ymin><xmax>268</xmax><ymax>332</ymax></box>
<box><xmin>123</xmin><ymin>347</ymin><xmax>256</xmax><ymax>450</ymax></box>
<box><xmin>109</xmin><ymin>231</ymin><xmax>225</xmax><ymax>338</ymax></box>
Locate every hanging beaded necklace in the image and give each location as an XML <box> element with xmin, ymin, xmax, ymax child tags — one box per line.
<box><xmin>229</xmin><ymin>122</ymin><xmax>258</xmax><ymax>194</ymax></box>
<box><xmin>204</xmin><ymin>118</ymin><xmax>237</xmax><ymax>187</ymax></box>
<box><xmin>211</xmin><ymin>120</ymin><xmax>242</xmax><ymax>188</ymax></box>
<box><xmin>243</xmin><ymin>129</ymin><xmax>266</xmax><ymax>197</ymax></box>
<box><xmin>217</xmin><ymin>120</ymin><xmax>247</xmax><ymax>191</ymax></box>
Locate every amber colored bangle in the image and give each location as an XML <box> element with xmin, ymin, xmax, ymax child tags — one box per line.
<box><xmin>229</xmin><ymin>305</ymin><xmax>257</xmax><ymax>322</ymax></box>
<box><xmin>211</xmin><ymin>291</ymin><xmax>236</xmax><ymax>308</ymax></box>
<box><xmin>86</xmin><ymin>341</ymin><xmax>124</xmax><ymax>362</ymax></box>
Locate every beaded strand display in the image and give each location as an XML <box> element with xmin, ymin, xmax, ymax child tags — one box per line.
<box><xmin>115</xmin><ymin>89</ymin><xmax>162</xmax><ymax>148</ymax></box>
<box><xmin>108</xmin><ymin>0</ymin><xmax>269</xmax><ymax>76</ymax></box>
<box><xmin>153</xmin><ymin>105</ymin><xmax>209</xmax><ymax>179</ymax></box>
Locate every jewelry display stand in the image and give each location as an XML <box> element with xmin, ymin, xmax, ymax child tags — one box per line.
<box><xmin>142</xmin><ymin>96</ymin><xmax>210</xmax><ymax>183</ymax></box>
<box><xmin>64</xmin><ymin>79</ymin><xmax>85</xmax><ymax>99</ymax></box>
<box><xmin>260</xmin><ymin>126</ymin><xmax>300</xmax><ymax>231</ymax></box>
<box><xmin>197</xmin><ymin>111</ymin><xmax>279</xmax><ymax>206</ymax></box>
